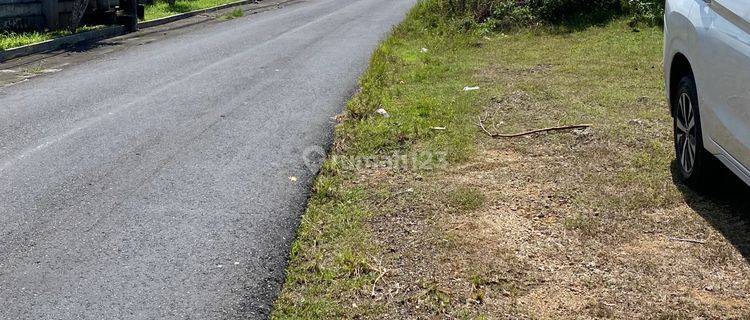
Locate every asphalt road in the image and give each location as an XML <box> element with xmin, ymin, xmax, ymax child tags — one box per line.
<box><xmin>0</xmin><ymin>0</ymin><xmax>415</xmax><ymax>318</ymax></box>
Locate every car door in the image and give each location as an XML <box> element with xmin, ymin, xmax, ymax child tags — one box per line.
<box><xmin>699</xmin><ymin>0</ymin><xmax>750</xmax><ymax>171</ymax></box>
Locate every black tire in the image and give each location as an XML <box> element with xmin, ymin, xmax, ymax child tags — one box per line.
<box><xmin>673</xmin><ymin>75</ymin><xmax>714</xmax><ymax>186</ymax></box>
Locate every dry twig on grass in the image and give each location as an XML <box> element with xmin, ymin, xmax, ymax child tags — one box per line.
<box><xmin>366</xmin><ymin>256</ymin><xmax>390</xmax><ymax>299</ymax></box>
<box><xmin>476</xmin><ymin>116</ymin><xmax>592</xmax><ymax>138</ymax></box>
<box><xmin>668</xmin><ymin>237</ymin><xmax>707</xmax><ymax>244</ymax></box>
<box><xmin>376</xmin><ymin>188</ymin><xmax>414</xmax><ymax>207</ymax></box>
<box><xmin>371</xmin><ymin>269</ymin><xmax>389</xmax><ymax>297</ymax></box>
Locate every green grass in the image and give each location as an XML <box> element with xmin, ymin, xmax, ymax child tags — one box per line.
<box><xmin>0</xmin><ymin>31</ymin><xmax>62</xmax><ymax>51</ymax></box>
<box><xmin>0</xmin><ymin>26</ymin><xmax>101</xmax><ymax>51</ymax></box>
<box><xmin>448</xmin><ymin>186</ymin><xmax>485</xmax><ymax>211</ymax></box>
<box><xmin>338</xmin><ymin>12</ymin><xmax>481</xmax><ymax>163</ymax></box>
<box><xmin>221</xmin><ymin>8</ymin><xmax>244</xmax><ymax>20</ymax></box>
<box><xmin>271</xmin><ymin>162</ymin><xmax>380</xmax><ymax>318</ymax></box>
<box><xmin>143</xmin><ymin>0</ymin><xmax>243</xmax><ymax>21</ymax></box>
<box><xmin>271</xmin><ymin>2</ymin><xmax>482</xmax><ymax>318</ymax></box>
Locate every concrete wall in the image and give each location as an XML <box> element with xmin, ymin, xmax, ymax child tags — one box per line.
<box><xmin>0</xmin><ymin>0</ymin><xmax>44</xmax><ymax>30</ymax></box>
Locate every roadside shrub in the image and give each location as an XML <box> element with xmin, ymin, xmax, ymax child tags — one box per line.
<box><xmin>440</xmin><ymin>0</ymin><xmax>496</xmax><ymax>22</ymax></box>
<box><xmin>486</xmin><ymin>1</ymin><xmax>537</xmax><ymax>30</ymax></box>
<box><xmin>432</xmin><ymin>0</ymin><xmax>664</xmax><ymax>29</ymax></box>
<box><xmin>529</xmin><ymin>0</ymin><xmax>623</xmax><ymax>23</ymax></box>
<box><xmin>622</xmin><ymin>0</ymin><xmax>665</xmax><ymax>27</ymax></box>
<box><xmin>435</xmin><ymin>0</ymin><xmax>621</xmax><ymax>24</ymax></box>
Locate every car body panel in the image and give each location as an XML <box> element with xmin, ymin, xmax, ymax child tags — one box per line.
<box><xmin>665</xmin><ymin>0</ymin><xmax>750</xmax><ymax>185</ymax></box>
<box><xmin>701</xmin><ymin>0</ymin><xmax>750</xmax><ymax>172</ymax></box>
<box><xmin>664</xmin><ymin>0</ymin><xmax>699</xmax><ymax>108</ymax></box>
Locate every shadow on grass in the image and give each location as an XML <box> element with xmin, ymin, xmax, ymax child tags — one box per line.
<box><xmin>671</xmin><ymin>160</ymin><xmax>750</xmax><ymax>263</ymax></box>
<box><xmin>547</xmin><ymin>15</ymin><xmax>621</xmax><ymax>33</ymax></box>
<box><xmin>542</xmin><ymin>10</ymin><xmax>663</xmax><ymax>34</ymax></box>
<box><xmin>66</xmin><ymin>40</ymin><xmax>123</xmax><ymax>54</ymax></box>
<box><xmin>168</xmin><ymin>2</ymin><xmax>203</xmax><ymax>14</ymax></box>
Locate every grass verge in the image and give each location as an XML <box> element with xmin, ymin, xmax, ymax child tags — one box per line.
<box><xmin>272</xmin><ymin>2</ymin><xmax>750</xmax><ymax>319</ymax></box>
<box><xmin>0</xmin><ymin>26</ymin><xmax>101</xmax><ymax>51</ymax></box>
<box><xmin>144</xmin><ymin>0</ymin><xmax>244</xmax><ymax>21</ymax></box>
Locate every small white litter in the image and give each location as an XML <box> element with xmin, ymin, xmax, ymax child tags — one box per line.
<box><xmin>420</xmin><ymin>47</ymin><xmax>429</xmax><ymax>53</ymax></box>
<box><xmin>375</xmin><ymin>108</ymin><xmax>390</xmax><ymax>118</ymax></box>
<box><xmin>463</xmin><ymin>86</ymin><xmax>480</xmax><ymax>91</ymax></box>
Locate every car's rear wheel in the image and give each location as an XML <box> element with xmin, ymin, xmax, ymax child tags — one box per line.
<box><xmin>673</xmin><ymin>75</ymin><xmax>713</xmax><ymax>186</ymax></box>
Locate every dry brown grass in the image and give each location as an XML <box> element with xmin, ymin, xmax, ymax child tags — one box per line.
<box><xmin>360</xmin><ymin>144</ymin><xmax>750</xmax><ymax>319</ymax></box>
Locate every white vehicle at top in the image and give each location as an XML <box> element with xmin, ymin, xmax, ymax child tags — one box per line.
<box><xmin>664</xmin><ymin>0</ymin><xmax>750</xmax><ymax>186</ymax></box>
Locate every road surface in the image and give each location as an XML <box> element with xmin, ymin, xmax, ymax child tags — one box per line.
<box><xmin>0</xmin><ymin>0</ymin><xmax>414</xmax><ymax>318</ymax></box>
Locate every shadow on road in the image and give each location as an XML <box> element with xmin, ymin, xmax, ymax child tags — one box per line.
<box><xmin>672</xmin><ymin>160</ymin><xmax>750</xmax><ymax>263</ymax></box>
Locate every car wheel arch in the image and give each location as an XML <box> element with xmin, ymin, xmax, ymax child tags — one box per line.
<box><xmin>669</xmin><ymin>53</ymin><xmax>694</xmax><ymax>117</ymax></box>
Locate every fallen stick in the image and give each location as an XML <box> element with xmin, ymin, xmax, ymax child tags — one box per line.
<box><xmin>365</xmin><ymin>256</ymin><xmax>390</xmax><ymax>298</ymax></box>
<box><xmin>476</xmin><ymin>116</ymin><xmax>592</xmax><ymax>138</ymax></box>
<box><xmin>668</xmin><ymin>237</ymin><xmax>707</xmax><ymax>244</ymax></box>
<box><xmin>376</xmin><ymin>188</ymin><xmax>414</xmax><ymax>207</ymax></box>
<box><xmin>371</xmin><ymin>269</ymin><xmax>389</xmax><ymax>297</ymax></box>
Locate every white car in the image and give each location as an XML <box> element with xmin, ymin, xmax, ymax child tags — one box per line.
<box><xmin>664</xmin><ymin>0</ymin><xmax>750</xmax><ymax>186</ymax></box>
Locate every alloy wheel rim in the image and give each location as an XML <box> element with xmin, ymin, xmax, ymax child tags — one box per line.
<box><xmin>676</xmin><ymin>92</ymin><xmax>697</xmax><ymax>174</ymax></box>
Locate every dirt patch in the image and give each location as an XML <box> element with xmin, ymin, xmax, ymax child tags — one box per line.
<box><xmin>360</xmin><ymin>122</ymin><xmax>750</xmax><ymax>318</ymax></box>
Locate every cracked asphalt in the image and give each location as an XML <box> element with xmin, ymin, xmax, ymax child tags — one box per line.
<box><xmin>0</xmin><ymin>0</ymin><xmax>415</xmax><ymax>318</ymax></box>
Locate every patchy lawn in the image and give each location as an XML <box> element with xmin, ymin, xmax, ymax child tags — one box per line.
<box><xmin>272</xmin><ymin>2</ymin><xmax>750</xmax><ymax>319</ymax></box>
